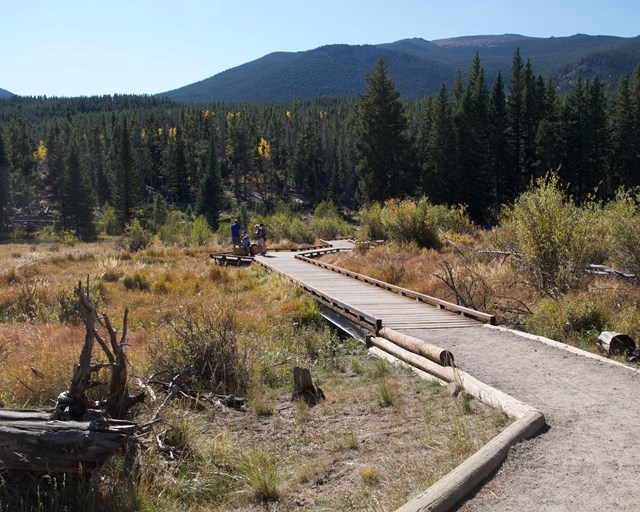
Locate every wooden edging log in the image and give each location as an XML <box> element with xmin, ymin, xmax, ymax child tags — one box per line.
<box><xmin>368</xmin><ymin>336</ymin><xmax>545</xmax><ymax>512</ymax></box>
<box><xmin>379</xmin><ymin>327</ymin><xmax>454</xmax><ymax>366</ymax></box>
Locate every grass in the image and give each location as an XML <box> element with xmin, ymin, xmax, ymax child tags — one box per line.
<box><xmin>0</xmin><ymin>238</ymin><xmax>508</xmax><ymax>511</ymax></box>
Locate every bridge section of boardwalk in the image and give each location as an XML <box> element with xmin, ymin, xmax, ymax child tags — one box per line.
<box><xmin>255</xmin><ymin>240</ymin><xmax>490</xmax><ymax>334</ymax></box>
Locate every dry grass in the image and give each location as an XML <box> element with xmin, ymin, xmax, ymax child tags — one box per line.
<box><xmin>0</xmin><ymin>238</ymin><xmax>508</xmax><ymax>511</ymax></box>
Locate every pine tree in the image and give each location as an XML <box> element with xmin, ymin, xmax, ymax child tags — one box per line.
<box><xmin>454</xmin><ymin>53</ymin><xmax>493</xmax><ymax>221</ymax></box>
<box><xmin>0</xmin><ymin>125</ymin><xmax>9</xmax><ymax>232</ymax></box>
<box><xmin>356</xmin><ymin>57</ymin><xmax>412</xmax><ymax>203</ymax></box>
<box><xmin>113</xmin><ymin>117</ymin><xmax>143</xmax><ymax>226</ymax></box>
<box><xmin>534</xmin><ymin>76</ymin><xmax>564</xmax><ymax>179</ymax></box>
<box><xmin>506</xmin><ymin>48</ymin><xmax>524</xmax><ymax>197</ymax></box>
<box><xmin>195</xmin><ymin>138</ymin><xmax>223</xmax><ymax>230</ymax></box>
<box><xmin>424</xmin><ymin>85</ymin><xmax>457</xmax><ymax>204</ymax></box>
<box><xmin>60</xmin><ymin>129</ymin><xmax>96</xmax><ymax>241</ymax></box>
<box><xmin>489</xmin><ymin>72</ymin><xmax>510</xmax><ymax>204</ymax></box>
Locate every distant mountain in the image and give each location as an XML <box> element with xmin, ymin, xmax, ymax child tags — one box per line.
<box><xmin>162</xmin><ymin>34</ymin><xmax>640</xmax><ymax>103</ymax></box>
<box><xmin>0</xmin><ymin>87</ymin><xmax>14</xmax><ymax>99</ymax></box>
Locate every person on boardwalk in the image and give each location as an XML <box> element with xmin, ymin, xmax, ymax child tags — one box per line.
<box><xmin>231</xmin><ymin>219</ymin><xmax>242</xmax><ymax>254</ymax></box>
<box><xmin>254</xmin><ymin>223</ymin><xmax>267</xmax><ymax>256</ymax></box>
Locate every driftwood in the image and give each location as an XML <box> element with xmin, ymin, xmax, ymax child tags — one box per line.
<box><xmin>50</xmin><ymin>280</ymin><xmax>144</xmax><ymax>421</ymax></box>
<box><xmin>0</xmin><ymin>409</ymin><xmax>135</xmax><ymax>472</ymax></box>
<box><xmin>292</xmin><ymin>367</ymin><xmax>325</xmax><ymax>405</ymax></box>
<box><xmin>0</xmin><ymin>281</ymin><xmax>143</xmax><ymax>473</ymax></box>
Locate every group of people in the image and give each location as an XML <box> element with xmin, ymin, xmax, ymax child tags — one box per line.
<box><xmin>231</xmin><ymin>219</ymin><xmax>267</xmax><ymax>256</ymax></box>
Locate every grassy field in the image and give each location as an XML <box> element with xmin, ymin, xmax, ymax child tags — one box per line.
<box><xmin>0</xmin><ymin>237</ymin><xmax>507</xmax><ymax>511</ymax></box>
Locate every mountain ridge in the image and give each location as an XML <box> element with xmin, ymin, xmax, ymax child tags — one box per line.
<box><xmin>161</xmin><ymin>33</ymin><xmax>640</xmax><ymax>103</ymax></box>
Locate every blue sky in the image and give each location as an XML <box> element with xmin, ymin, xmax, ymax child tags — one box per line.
<box><xmin>2</xmin><ymin>0</ymin><xmax>639</xmax><ymax>97</ymax></box>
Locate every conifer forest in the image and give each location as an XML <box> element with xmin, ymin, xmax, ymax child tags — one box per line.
<box><xmin>1</xmin><ymin>49</ymin><xmax>640</xmax><ymax>238</ymax></box>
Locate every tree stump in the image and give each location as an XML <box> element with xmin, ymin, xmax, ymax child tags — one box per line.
<box><xmin>292</xmin><ymin>367</ymin><xmax>325</xmax><ymax>405</ymax></box>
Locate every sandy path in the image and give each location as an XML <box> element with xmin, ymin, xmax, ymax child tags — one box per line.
<box><xmin>398</xmin><ymin>325</ymin><xmax>640</xmax><ymax>511</ymax></box>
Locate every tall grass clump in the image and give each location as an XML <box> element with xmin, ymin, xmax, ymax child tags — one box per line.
<box><xmin>150</xmin><ymin>307</ymin><xmax>250</xmax><ymax>395</ymax></box>
<box><xmin>496</xmin><ymin>173</ymin><xmax>599</xmax><ymax>298</ymax></box>
<box><xmin>359</xmin><ymin>197</ymin><xmax>473</xmax><ymax>249</ymax></box>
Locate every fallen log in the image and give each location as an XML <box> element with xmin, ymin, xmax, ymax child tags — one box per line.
<box><xmin>0</xmin><ymin>409</ymin><xmax>135</xmax><ymax>473</ymax></box>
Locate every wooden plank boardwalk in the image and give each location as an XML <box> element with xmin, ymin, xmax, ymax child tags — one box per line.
<box><xmin>255</xmin><ymin>240</ymin><xmax>481</xmax><ymax>332</ymax></box>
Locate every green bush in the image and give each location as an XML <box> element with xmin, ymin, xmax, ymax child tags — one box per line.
<box><xmin>191</xmin><ymin>215</ymin><xmax>213</xmax><ymax>246</ymax></box>
<box><xmin>497</xmin><ymin>173</ymin><xmax>599</xmax><ymax>297</ymax></box>
<box><xmin>606</xmin><ymin>189</ymin><xmax>640</xmax><ymax>277</ymax></box>
<box><xmin>158</xmin><ymin>211</ymin><xmax>190</xmax><ymax>246</ymax></box>
<box><xmin>150</xmin><ymin>310</ymin><xmax>250</xmax><ymax>395</ymax></box>
<box><xmin>359</xmin><ymin>197</ymin><xmax>470</xmax><ymax>249</ymax></box>
<box><xmin>117</xmin><ymin>219</ymin><xmax>153</xmax><ymax>252</ymax></box>
<box><xmin>97</xmin><ymin>203</ymin><xmax>121</xmax><ymax>236</ymax></box>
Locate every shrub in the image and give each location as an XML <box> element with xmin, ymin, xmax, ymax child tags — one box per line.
<box><xmin>606</xmin><ymin>189</ymin><xmax>640</xmax><ymax>276</ymax></box>
<box><xmin>117</xmin><ymin>219</ymin><xmax>153</xmax><ymax>252</ymax></box>
<box><xmin>496</xmin><ymin>173</ymin><xmax>599</xmax><ymax>297</ymax></box>
<box><xmin>158</xmin><ymin>211</ymin><xmax>190</xmax><ymax>246</ymax></box>
<box><xmin>191</xmin><ymin>215</ymin><xmax>213</xmax><ymax>246</ymax></box>
<box><xmin>359</xmin><ymin>197</ymin><xmax>471</xmax><ymax>249</ymax></box>
<box><xmin>97</xmin><ymin>203</ymin><xmax>121</xmax><ymax>236</ymax></box>
<box><xmin>122</xmin><ymin>272</ymin><xmax>150</xmax><ymax>291</ymax></box>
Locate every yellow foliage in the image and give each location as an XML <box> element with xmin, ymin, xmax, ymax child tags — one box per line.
<box><xmin>258</xmin><ymin>137</ymin><xmax>271</xmax><ymax>160</ymax></box>
<box><xmin>286</xmin><ymin>111</ymin><xmax>292</xmax><ymax>119</ymax></box>
<box><xmin>168</xmin><ymin>127</ymin><xmax>177</xmax><ymax>139</ymax></box>
<box><xmin>33</xmin><ymin>140</ymin><xmax>47</xmax><ymax>162</ymax></box>
<box><xmin>157</xmin><ymin>127</ymin><xmax>163</xmax><ymax>137</ymax></box>
<box><xmin>140</xmin><ymin>128</ymin><xmax>146</xmax><ymax>138</ymax></box>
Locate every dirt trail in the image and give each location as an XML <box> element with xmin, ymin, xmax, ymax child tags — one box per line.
<box><xmin>399</xmin><ymin>325</ymin><xmax>640</xmax><ymax>511</ymax></box>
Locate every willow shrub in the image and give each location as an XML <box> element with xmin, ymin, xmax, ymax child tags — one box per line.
<box><xmin>605</xmin><ymin>188</ymin><xmax>640</xmax><ymax>277</ymax></box>
<box><xmin>359</xmin><ymin>197</ymin><xmax>473</xmax><ymax>249</ymax></box>
<box><xmin>496</xmin><ymin>174</ymin><xmax>599</xmax><ymax>298</ymax></box>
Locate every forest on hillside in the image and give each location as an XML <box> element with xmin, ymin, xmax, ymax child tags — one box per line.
<box><xmin>1</xmin><ymin>48</ymin><xmax>640</xmax><ymax>240</ymax></box>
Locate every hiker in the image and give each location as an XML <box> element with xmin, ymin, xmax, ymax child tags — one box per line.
<box><xmin>231</xmin><ymin>219</ymin><xmax>241</xmax><ymax>254</ymax></box>
<box><xmin>254</xmin><ymin>223</ymin><xmax>267</xmax><ymax>256</ymax></box>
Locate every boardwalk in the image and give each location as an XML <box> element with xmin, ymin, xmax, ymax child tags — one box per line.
<box><xmin>256</xmin><ymin>243</ymin><xmax>640</xmax><ymax>511</ymax></box>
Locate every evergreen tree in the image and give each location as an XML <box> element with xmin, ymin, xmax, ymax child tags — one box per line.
<box><xmin>534</xmin><ymin>76</ymin><xmax>564</xmax><ymax>179</ymax></box>
<box><xmin>60</xmin><ymin>129</ymin><xmax>96</xmax><ymax>240</ymax></box>
<box><xmin>0</xmin><ymin>126</ymin><xmax>9</xmax><ymax>232</ymax></box>
<box><xmin>424</xmin><ymin>85</ymin><xmax>458</xmax><ymax>204</ymax></box>
<box><xmin>195</xmin><ymin>138</ymin><xmax>223</xmax><ymax>230</ymax></box>
<box><xmin>356</xmin><ymin>57</ymin><xmax>412</xmax><ymax>203</ymax></box>
<box><xmin>506</xmin><ymin>48</ymin><xmax>524</xmax><ymax>197</ymax></box>
<box><xmin>113</xmin><ymin>117</ymin><xmax>143</xmax><ymax>226</ymax></box>
<box><xmin>454</xmin><ymin>54</ymin><xmax>493</xmax><ymax>221</ymax></box>
<box><xmin>489</xmin><ymin>72</ymin><xmax>510</xmax><ymax>204</ymax></box>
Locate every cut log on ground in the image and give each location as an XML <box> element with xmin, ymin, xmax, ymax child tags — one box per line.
<box><xmin>596</xmin><ymin>331</ymin><xmax>636</xmax><ymax>356</ymax></box>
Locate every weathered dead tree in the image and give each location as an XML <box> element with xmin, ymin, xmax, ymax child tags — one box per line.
<box><xmin>50</xmin><ymin>280</ymin><xmax>144</xmax><ymax>421</ymax></box>
<box><xmin>292</xmin><ymin>367</ymin><xmax>325</xmax><ymax>405</ymax></box>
